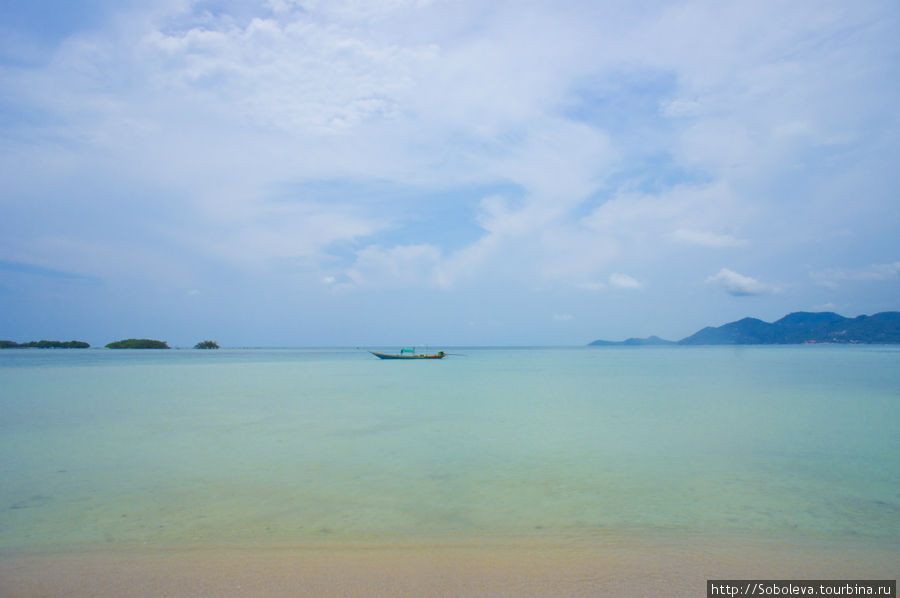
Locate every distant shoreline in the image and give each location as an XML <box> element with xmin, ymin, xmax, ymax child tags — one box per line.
<box><xmin>0</xmin><ymin>340</ymin><xmax>89</xmax><ymax>349</ymax></box>
<box><xmin>3</xmin><ymin>343</ymin><xmax>900</xmax><ymax>352</ymax></box>
<box><xmin>589</xmin><ymin>311</ymin><xmax>900</xmax><ymax>346</ymax></box>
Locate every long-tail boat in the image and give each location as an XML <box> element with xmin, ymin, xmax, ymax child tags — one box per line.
<box><xmin>369</xmin><ymin>348</ymin><xmax>445</xmax><ymax>359</ymax></box>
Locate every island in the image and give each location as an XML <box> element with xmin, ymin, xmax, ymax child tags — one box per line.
<box><xmin>105</xmin><ymin>339</ymin><xmax>170</xmax><ymax>349</ymax></box>
<box><xmin>194</xmin><ymin>340</ymin><xmax>220</xmax><ymax>349</ymax></box>
<box><xmin>0</xmin><ymin>340</ymin><xmax>90</xmax><ymax>349</ymax></box>
<box><xmin>590</xmin><ymin>311</ymin><xmax>900</xmax><ymax>345</ymax></box>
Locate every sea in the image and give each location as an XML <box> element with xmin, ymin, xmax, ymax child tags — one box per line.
<box><xmin>1</xmin><ymin>346</ymin><xmax>898</xmax><ymax>560</ymax></box>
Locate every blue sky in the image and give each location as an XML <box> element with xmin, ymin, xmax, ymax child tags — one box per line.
<box><xmin>1</xmin><ymin>0</ymin><xmax>898</xmax><ymax>346</ymax></box>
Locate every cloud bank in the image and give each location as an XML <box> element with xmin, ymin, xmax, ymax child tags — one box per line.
<box><xmin>1</xmin><ymin>0</ymin><xmax>898</xmax><ymax>344</ymax></box>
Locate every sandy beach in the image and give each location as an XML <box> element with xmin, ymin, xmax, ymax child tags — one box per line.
<box><xmin>2</xmin><ymin>535</ymin><xmax>897</xmax><ymax>598</ymax></box>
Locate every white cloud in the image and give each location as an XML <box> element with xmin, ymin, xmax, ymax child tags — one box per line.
<box><xmin>583</xmin><ymin>182</ymin><xmax>745</xmax><ymax>237</ymax></box>
<box><xmin>609</xmin><ymin>273</ymin><xmax>643</xmax><ymax>290</ymax></box>
<box><xmin>707</xmin><ymin>268</ymin><xmax>775</xmax><ymax>297</ymax></box>
<box><xmin>812</xmin><ymin>262</ymin><xmax>900</xmax><ymax>288</ymax></box>
<box><xmin>552</xmin><ymin>314</ymin><xmax>573</xmax><ymax>322</ymax></box>
<box><xmin>433</xmin><ymin>234</ymin><xmax>500</xmax><ymax>290</ymax></box>
<box><xmin>854</xmin><ymin>262</ymin><xmax>900</xmax><ymax>281</ymax></box>
<box><xmin>345</xmin><ymin>243</ymin><xmax>441</xmax><ymax>288</ymax></box>
<box><xmin>136</xmin><ymin>9</ymin><xmax>438</xmax><ymax>136</ymax></box>
<box><xmin>195</xmin><ymin>201</ymin><xmax>388</xmax><ymax>267</ymax></box>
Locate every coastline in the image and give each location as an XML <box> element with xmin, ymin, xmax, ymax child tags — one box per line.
<box><xmin>3</xmin><ymin>534</ymin><xmax>898</xmax><ymax>598</ymax></box>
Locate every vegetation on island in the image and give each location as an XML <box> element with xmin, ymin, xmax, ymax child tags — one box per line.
<box><xmin>105</xmin><ymin>338</ymin><xmax>170</xmax><ymax>349</ymax></box>
<box><xmin>0</xmin><ymin>340</ymin><xmax>90</xmax><ymax>349</ymax></box>
<box><xmin>678</xmin><ymin>312</ymin><xmax>900</xmax><ymax>344</ymax></box>
<box><xmin>589</xmin><ymin>311</ymin><xmax>900</xmax><ymax>346</ymax></box>
<box><xmin>194</xmin><ymin>340</ymin><xmax>220</xmax><ymax>349</ymax></box>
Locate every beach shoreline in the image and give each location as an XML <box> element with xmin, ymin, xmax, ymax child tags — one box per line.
<box><xmin>3</xmin><ymin>535</ymin><xmax>897</xmax><ymax>598</ymax></box>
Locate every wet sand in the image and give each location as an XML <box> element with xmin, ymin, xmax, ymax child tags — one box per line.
<box><xmin>2</xmin><ymin>535</ymin><xmax>897</xmax><ymax>597</ymax></box>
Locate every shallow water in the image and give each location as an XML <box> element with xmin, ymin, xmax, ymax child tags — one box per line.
<box><xmin>1</xmin><ymin>346</ymin><xmax>898</xmax><ymax>551</ymax></box>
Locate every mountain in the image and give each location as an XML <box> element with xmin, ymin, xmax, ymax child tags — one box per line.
<box><xmin>589</xmin><ymin>312</ymin><xmax>900</xmax><ymax>346</ymax></box>
<box><xmin>678</xmin><ymin>311</ymin><xmax>900</xmax><ymax>345</ymax></box>
<box><xmin>770</xmin><ymin>311</ymin><xmax>849</xmax><ymax>343</ymax></box>
<box><xmin>678</xmin><ymin>317</ymin><xmax>777</xmax><ymax>345</ymax></box>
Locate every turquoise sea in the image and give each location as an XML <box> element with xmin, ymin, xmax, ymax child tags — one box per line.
<box><xmin>1</xmin><ymin>346</ymin><xmax>898</xmax><ymax>554</ymax></box>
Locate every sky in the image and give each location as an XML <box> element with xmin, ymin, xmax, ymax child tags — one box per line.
<box><xmin>1</xmin><ymin>0</ymin><xmax>899</xmax><ymax>347</ymax></box>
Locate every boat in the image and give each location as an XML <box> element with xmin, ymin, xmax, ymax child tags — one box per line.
<box><xmin>369</xmin><ymin>348</ymin><xmax>445</xmax><ymax>359</ymax></box>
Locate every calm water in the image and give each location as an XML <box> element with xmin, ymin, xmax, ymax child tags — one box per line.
<box><xmin>1</xmin><ymin>346</ymin><xmax>898</xmax><ymax>551</ymax></box>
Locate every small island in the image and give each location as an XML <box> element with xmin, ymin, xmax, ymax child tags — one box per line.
<box><xmin>1</xmin><ymin>340</ymin><xmax>90</xmax><ymax>349</ymax></box>
<box><xmin>105</xmin><ymin>338</ymin><xmax>170</xmax><ymax>349</ymax></box>
<box><xmin>194</xmin><ymin>340</ymin><xmax>220</xmax><ymax>349</ymax></box>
